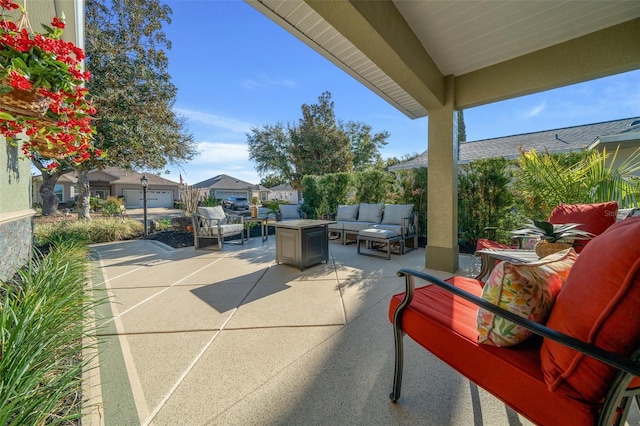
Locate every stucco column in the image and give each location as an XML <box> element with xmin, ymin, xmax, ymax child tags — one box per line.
<box><xmin>426</xmin><ymin>75</ymin><xmax>459</xmax><ymax>272</ymax></box>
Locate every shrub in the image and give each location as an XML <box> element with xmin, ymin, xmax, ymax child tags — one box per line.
<box><xmin>353</xmin><ymin>169</ymin><xmax>397</xmax><ymax>204</ymax></box>
<box><xmin>0</xmin><ymin>241</ymin><xmax>104</xmax><ymax>424</ymax></box>
<box><xmin>458</xmin><ymin>158</ymin><xmax>517</xmax><ymax>245</ymax></box>
<box><xmin>395</xmin><ymin>167</ymin><xmax>428</xmax><ymax>238</ymax></box>
<box><xmin>34</xmin><ymin>218</ymin><xmax>143</xmax><ymax>248</ymax></box>
<box><xmin>101</xmin><ymin>196</ymin><xmax>124</xmax><ymax>217</ymax></box>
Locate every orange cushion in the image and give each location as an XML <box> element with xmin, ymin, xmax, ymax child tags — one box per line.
<box><xmin>540</xmin><ymin>216</ymin><xmax>640</xmax><ymax>402</ymax></box>
<box><xmin>548</xmin><ymin>202</ymin><xmax>618</xmax><ymax>252</ymax></box>
<box><xmin>389</xmin><ymin>276</ymin><xmax>600</xmax><ymax>424</ymax></box>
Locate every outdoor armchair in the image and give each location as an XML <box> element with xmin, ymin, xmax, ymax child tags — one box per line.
<box><xmin>390</xmin><ymin>216</ymin><xmax>640</xmax><ymax>425</ymax></box>
<box><xmin>192</xmin><ymin>206</ymin><xmax>244</xmax><ymax>250</ymax></box>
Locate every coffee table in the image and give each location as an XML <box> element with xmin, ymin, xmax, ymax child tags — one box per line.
<box><xmin>474</xmin><ymin>248</ymin><xmax>540</xmax><ymax>281</ymax></box>
<box><xmin>269</xmin><ymin>219</ymin><xmax>336</xmax><ymax>270</ymax></box>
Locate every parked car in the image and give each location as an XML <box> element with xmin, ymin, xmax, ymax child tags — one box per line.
<box><xmin>222</xmin><ymin>196</ymin><xmax>249</xmax><ymax>210</ymax></box>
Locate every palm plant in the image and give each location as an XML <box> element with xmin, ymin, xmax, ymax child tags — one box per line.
<box><xmin>515</xmin><ymin>147</ymin><xmax>640</xmax><ymax>218</ymax></box>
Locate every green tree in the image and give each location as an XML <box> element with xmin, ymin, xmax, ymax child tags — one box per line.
<box><xmin>345</xmin><ymin>121</ymin><xmax>388</xmax><ymax>171</ymax></box>
<box><xmin>259</xmin><ymin>174</ymin><xmax>287</xmax><ymax>189</ymax></box>
<box><xmin>457</xmin><ymin>109</ymin><xmax>466</xmax><ymax>143</ymax></box>
<box><xmin>68</xmin><ymin>0</ymin><xmax>197</xmax><ymax>219</ymax></box>
<box><xmin>247</xmin><ymin>92</ymin><xmax>389</xmax><ymax>188</ymax></box>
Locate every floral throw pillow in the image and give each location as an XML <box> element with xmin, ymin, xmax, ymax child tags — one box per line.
<box><xmin>477</xmin><ymin>248</ymin><xmax>577</xmax><ymax>347</ymax></box>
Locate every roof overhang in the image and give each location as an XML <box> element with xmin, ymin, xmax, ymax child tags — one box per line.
<box><xmin>246</xmin><ymin>0</ymin><xmax>640</xmax><ymax>118</ymax></box>
<box><xmin>589</xmin><ymin>132</ymin><xmax>640</xmax><ymax>150</ymax></box>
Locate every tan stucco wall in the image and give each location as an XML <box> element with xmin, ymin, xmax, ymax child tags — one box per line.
<box><xmin>1</xmin><ymin>137</ymin><xmax>35</xmax><ymax>281</ymax></box>
<box><xmin>1</xmin><ymin>138</ymin><xmax>33</xmax><ymax>213</ymax></box>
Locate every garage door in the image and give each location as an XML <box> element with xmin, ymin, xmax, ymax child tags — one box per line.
<box><xmin>124</xmin><ymin>190</ymin><xmax>173</xmax><ymax>208</ymax></box>
<box><xmin>216</xmin><ymin>191</ymin><xmax>249</xmax><ymax>200</ymax></box>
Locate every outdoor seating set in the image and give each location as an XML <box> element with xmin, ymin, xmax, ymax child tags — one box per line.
<box><xmin>388</xmin><ymin>202</ymin><xmax>640</xmax><ymax>425</ymax></box>
<box><xmin>328</xmin><ymin>203</ymin><xmax>418</xmax><ymax>259</ymax></box>
<box><xmin>192</xmin><ymin>204</ymin><xmax>307</xmax><ymax>250</ymax></box>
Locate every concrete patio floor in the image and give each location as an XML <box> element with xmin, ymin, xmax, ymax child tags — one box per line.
<box><xmin>84</xmin><ymin>235</ymin><xmax>639</xmax><ymax>425</ymax></box>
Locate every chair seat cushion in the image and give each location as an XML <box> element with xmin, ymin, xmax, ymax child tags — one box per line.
<box><xmin>359</xmin><ymin>228</ymin><xmax>399</xmax><ymax>239</ymax></box>
<box><xmin>343</xmin><ymin>222</ymin><xmax>378</xmax><ymax>232</ymax></box>
<box><xmin>219</xmin><ymin>224</ymin><xmax>244</xmax><ymax>236</ymax></box>
<box><xmin>388</xmin><ymin>276</ymin><xmax>598</xmax><ymax>425</ymax></box>
<box><xmin>372</xmin><ymin>224</ymin><xmax>402</xmax><ymax>235</ymax></box>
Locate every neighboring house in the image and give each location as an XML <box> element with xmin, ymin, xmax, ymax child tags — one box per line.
<box><xmin>268</xmin><ymin>184</ymin><xmax>300</xmax><ymax>205</ymax></box>
<box><xmin>193</xmin><ymin>174</ymin><xmax>270</xmax><ymax>203</ymax></box>
<box><xmin>32</xmin><ymin>167</ymin><xmax>180</xmax><ymax>209</ymax></box>
<box><xmin>390</xmin><ymin>117</ymin><xmax>640</xmax><ymax>173</ymax></box>
<box><xmin>1</xmin><ymin>0</ymin><xmax>81</xmax><ymax>281</ymax></box>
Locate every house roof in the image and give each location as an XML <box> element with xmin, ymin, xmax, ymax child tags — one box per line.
<box><xmin>193</xmin><ymin>174</ymin><xmax>255</xmax><ymax>190</ymax></box>
<box><xmin>389</xmin><ymin>116</ymin><xmax>640</xmax><ymax>171</ymax></box>
<box><xmin>84</xmin><ymin>167</ymin><xmax>178</xmax><ymax>186</ymax></box>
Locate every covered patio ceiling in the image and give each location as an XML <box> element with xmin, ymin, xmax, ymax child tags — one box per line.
<box><xmin>247</xmin><ymin>0</ymin><xmax>640</xmax><ymax>119</ymax></box>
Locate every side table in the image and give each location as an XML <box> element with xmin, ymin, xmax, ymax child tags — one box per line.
<box><xmin>244</xmin><ymin>216</ymin><xmax>269</xmax><ymax>242</ymax></box>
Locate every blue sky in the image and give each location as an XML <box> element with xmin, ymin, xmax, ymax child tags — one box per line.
<box><xmin>160</xmin><ymin>1</ymin><xmax>640</xmax><ymax>187</ymax></box>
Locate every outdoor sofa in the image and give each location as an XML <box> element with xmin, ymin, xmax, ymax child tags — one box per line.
<box><xmin>327</xmin><ymin>203</ymin><xmax>417</xmax><ymax>255</ymax></box>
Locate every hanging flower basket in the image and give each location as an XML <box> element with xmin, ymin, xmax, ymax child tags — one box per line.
<box><xmin>0</xmin><ymin>78</ymin><xmax>50</xmax><ymax>117</ymax></box>
<box><xmin>0</xmin><ymin>0</ymin><xmax>102</xmax><ymax>169</ymax></box>
<box><xmin>30</xmin><ymin>137</ymin><xmax>66</xmax><ymax>159</ymax></box>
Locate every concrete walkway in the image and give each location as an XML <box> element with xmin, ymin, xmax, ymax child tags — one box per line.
<box><xmin>84</xmin><ymin>237</ymin><xmax>639</xmax><ymax>425</ymax></box>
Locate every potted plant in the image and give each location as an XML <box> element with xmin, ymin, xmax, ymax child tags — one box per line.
<box><xmin>267</xmin><ymin>201</ymin><xmax>281</xmax><ymax>221</ymax></box>
<box><xmin>0</xmin><ymin>0</ymin><xmax>100</xmax><ymax>169</ymax></box>
<box><xmin>510</xmin><ymin>219</ymin><xmax>594</xmax><ymax>258</ymax></box>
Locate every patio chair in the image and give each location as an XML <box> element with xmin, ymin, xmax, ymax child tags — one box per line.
<box><xmin>476</xmin><ymin>201</ymin><xmax>618</xmax><ymax>253</ymax></box>
<box><xmin>192</xmin><ymin>206</ymin><xmax>244</xmax><ymax>250</ymax></box>
<box><xmin>390</xmin><ymin>216</ymin><xmax>640</xmax><ymax>425</ymax></box>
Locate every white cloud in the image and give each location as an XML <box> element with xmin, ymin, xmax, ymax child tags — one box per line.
<box><xmin>523</xmin><ymin>100</ymin><xmax>546</xmax><ymax>118</ymax></box>
<box><xmin>191</xmin><ymin>141</ymin><xmax>249</xmax><ymax>164</ymax></box>
<box><xmin>175</xmin><ymin>108</ymin><xmax>253</xmax><ymax>134</ymax></box>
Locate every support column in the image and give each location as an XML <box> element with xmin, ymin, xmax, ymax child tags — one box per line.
<box><xmin>426</xmin><ymin>75</ymin><xmax>459</xmax><ymax>273</ymax></box>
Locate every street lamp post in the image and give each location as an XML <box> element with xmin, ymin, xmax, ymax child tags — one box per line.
<box><xmin>140</xmin><ymin>174</ymin><xmax>149</xmax><ymax>238</ymax></box>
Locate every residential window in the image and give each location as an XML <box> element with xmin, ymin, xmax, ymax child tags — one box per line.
<box><xmin>54</xmin><ymin>184</ymin><xmax>63</xmax><ymax>202</ymax></box>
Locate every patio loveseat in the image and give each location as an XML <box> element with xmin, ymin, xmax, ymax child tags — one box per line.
<box><xmin>327</xmin><ymin>203</ymin><xmax>417</xmax><ymax>254</ymax></box>
<box><xmin>389</xmin><ymin>216</ymin><xmax>640</xmax><ymax>425</ymax></box>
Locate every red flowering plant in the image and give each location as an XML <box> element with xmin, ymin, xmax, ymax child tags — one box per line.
<box><xmin>0</xmin><ymin>0</ymin><xmax>102</xmax><ymax>170</ymax></box>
